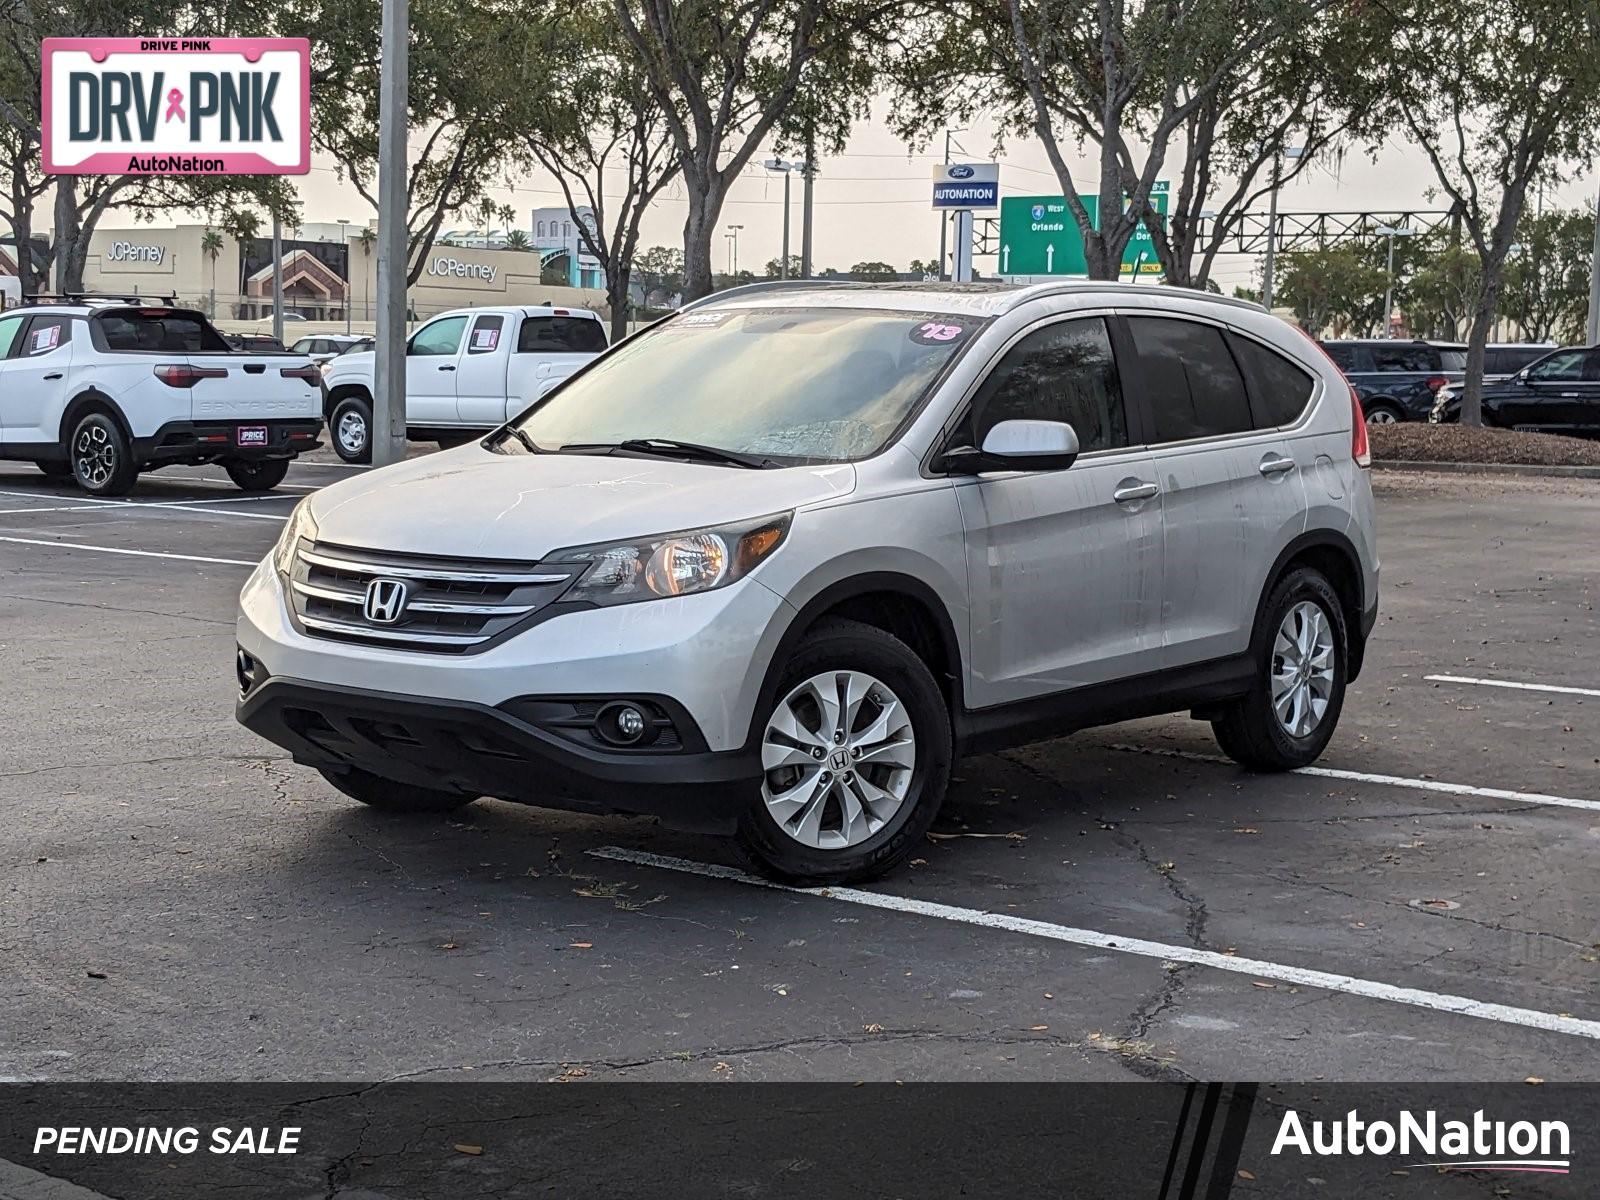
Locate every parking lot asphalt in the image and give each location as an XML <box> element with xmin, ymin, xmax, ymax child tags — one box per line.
<box><xmin>2</xmin><ymin>460</ymin><xmax>1598</xmax><ymax>1084</ymax></box>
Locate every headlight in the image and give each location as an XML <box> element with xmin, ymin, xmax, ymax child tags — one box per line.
<box><xmin>553</xmin><ymin>513</ymin><xmax>791</xmax><ymax>607</ymax></box>
<box><xmin>272</xmin><ymin>497</ymin><xmax>319</xmax><ymax>575</ymax></box>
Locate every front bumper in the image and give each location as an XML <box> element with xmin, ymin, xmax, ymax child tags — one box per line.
<box><xmin>237</xmin><ymin>678</ymin><xmax>756</xmax><ymax>832</ymax></box>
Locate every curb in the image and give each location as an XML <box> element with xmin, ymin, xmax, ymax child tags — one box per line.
<box><xmin>1373</xmin><ymin>459</ymin><xmax>1600</xmax><ymax>480</ymax></box>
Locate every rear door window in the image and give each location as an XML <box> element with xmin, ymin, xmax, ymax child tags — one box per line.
<box><xmin>517</xmin><ymin>315</ymin><xmax>608</xmax><ymax>354</ymax></box>
<box><xmin>22</xmin><ymin>315</ymin><xmax>73</xmax><ymax>356</ymax></box>
<box><xmin>1370</xmin><ymin>344</ymin><xmax>1438</xmax><ymax>372</ymax></box>
<box><xmin>468</xmin><ymin>314</ymin><xmax>505</xmax><ymax>354</ymax></box>
<box><xmin>1126</xmin><ymin>316</ymin><xmax>1252</xmax><ymax>442</ymax></box>
<box><xmin>1230</xmin><ymin>335</ymin><xmax>1317</xmax><ymax>427</ymax></box>
<box><xmin>95</xmin><ymin>310</ymin><xmax>228</xmax><ymax>352</ymax></box>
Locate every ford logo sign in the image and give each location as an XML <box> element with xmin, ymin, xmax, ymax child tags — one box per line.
<box><xmin>948</xmin><ymin>165</ymin><xmax>975</xmax><ymax>179</ymax></box>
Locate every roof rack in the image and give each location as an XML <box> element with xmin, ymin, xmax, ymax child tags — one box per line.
<box><xmin>21</xmin><ymin>291</ymin><xmax>178</xmax><ymax>307</ymax></box>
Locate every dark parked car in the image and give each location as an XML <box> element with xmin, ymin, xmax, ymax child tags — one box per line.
<box><xmin>225</xmin><ymin>332</ymin><xmax>287</xmax><ymax>353</ymax></box>
<box><xmin>1433</xmin><ymin>346</ymin><xmax>1600</xmax><ymax>436</ymax></box>
<box><xmin>1320</xmin><ymin>339</ymin><xmax>1465</xmax><ymax>424</ymax></box>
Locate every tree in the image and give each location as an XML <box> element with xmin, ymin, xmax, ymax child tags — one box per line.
<box><xmin>850</xmin><ymin>260</ymin><xmax>897</xmax><ymax>280</ymax></box>
<box><xmin>201</xmin><ymin>228</ymin><xmax>224</xmax><ymax>313</ymax></box>
<box><xmin>504</xmin><ymin>229</ymin><xmax>532</xmax><ymax>252</ymax></box>
<box><xmin>765</xmin><ymin>253</ymin><xmax>803</xmax><ymax>277</ymax></box>
<box><xmin>0</xmin><ymin>46</ymin><xmax>48</xmax><ymax>292</ymax></box>
<box><xmin>1406</xmin><ymin>240</ymin><xmax>1481</xmax><ymax>339</ymax></box>
<box><xmin>1387</xmin><ymin>0</ymin><xmax>1600</xmax><ymax>423</ymax></box>
<box><xmin>612</xmin><ymin>0</ymin><xmax>880</xmax><ymax>300</ymax></box>
<box><xmin>1500</xmin><ymin>209</ymin><xmax>1592</xmax><ymax>344</ymax></box>
<box><xmin>634</xmin><ymin>244</ymin><xmax>684</xmax><ymax>307</ymax></box>
<box><xmin>891</xmin><ymin>0</ymin><xmax>1335</xmax><ymax>280</ymax></box>
<box><xmin>517</xmin><ymin>6</ymin><xmax>681</xmax><ymax>340</ymax></box>
<box><xmin>907</xmin><ymin>257</ymin><xmax>939</xmax><ymax>279</ymax></box>
<box><xmin>1276</xmin><ymin>245</ymin><xmax>1388</xmax><ymax>336</ymax></box>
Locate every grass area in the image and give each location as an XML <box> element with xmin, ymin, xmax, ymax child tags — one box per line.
<box><xmin>1371</xmin><ymin>422</ymin><xmax>1600</xmax><ymax>467</ymax></box>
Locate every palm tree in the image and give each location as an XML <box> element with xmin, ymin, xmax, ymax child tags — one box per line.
<box><xmin>200</xmin><ymin>228</ymin><xmax>224</xmax><ymax>315</ymax></box>
<box><xmin>504</xmin><ymin>230</ymin><xmax>531</xmax><ymax>252</ymax></box>
<box><xmin>357</xmin><ymin>227</ymin><xmax>376</xmax><ymax>323</ymax></box>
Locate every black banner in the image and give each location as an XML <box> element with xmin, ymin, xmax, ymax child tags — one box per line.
<box><xmin>0</xmin><ymin>1084</ymin><xmax>1592</xmax><ymax>1198</ymax></box>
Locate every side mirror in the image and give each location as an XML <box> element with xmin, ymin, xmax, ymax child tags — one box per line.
<box><xmin>943</xmin><ymin>419</ymin><xmax>1081</xmax><ymax>474</ymax></box>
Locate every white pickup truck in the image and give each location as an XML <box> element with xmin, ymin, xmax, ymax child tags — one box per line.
<box><xmin>0</xmin><ymin>299</ymin><xmax>323</xmax><ymax>495</ymax></box>
<box><xmin>319</xmin><ymin>304</ymin><xmax>609</xmax><ymax>462</ymax></box>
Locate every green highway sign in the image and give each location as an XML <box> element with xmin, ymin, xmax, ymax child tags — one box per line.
<box><xmin>998</xmin><ymin>184</ymin><xmax>1168</xmax><ymax>277</ymax></box>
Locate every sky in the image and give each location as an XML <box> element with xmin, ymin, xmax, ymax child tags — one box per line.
<box><xmin>206</xmin><ymin>98</ymin><xmax>1600</xmax><ymax>289</ymax></box>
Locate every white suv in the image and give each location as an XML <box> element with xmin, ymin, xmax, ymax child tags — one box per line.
<box><xmin>236</xmin><ymin>282</ymin><xmax>1379</xmax><ymax>884</ymax></box>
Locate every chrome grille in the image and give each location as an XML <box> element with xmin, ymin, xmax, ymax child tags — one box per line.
<box><xmin>288</xmin><ymin>542</ymin><xmax>577</xmax><ymax>652</ymax></box>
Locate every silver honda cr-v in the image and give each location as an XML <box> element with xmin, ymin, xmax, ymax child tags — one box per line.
<box><xmin>237</xmin><ymin>281</ymin><xmax>1378</xmax><ymax>884</ymax></box>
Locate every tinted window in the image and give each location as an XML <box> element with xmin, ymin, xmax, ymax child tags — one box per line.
<box><xmin>409</xmin><ymin>315</ymin><xmax>468</xmax><ymax>356</ymax></box>
<box><xmin>96</xmin><ymin>311</ymin><xmax>227</xmax><ymax>352</ymax></box>
<box><xmin>966</xmin><ymin>317</ymin><xmax>1127</xmax><ymax>453</ymax></box>
<box><xmin>22</xmin><ymin>316</ymin><xmax>73</xmax><ymax>356</ymax></box>
<box><xmin>0</xmin><ymin>314</ymin><xmax>24</xmax><ymax>358</ymax></box>
<box><xmin>1127</xmin><ymin>317</ymin><xmax>1251</xmax><ymax>442</ymax></box>
<box><xmin>518</xmin><ymin>315</ymin><xmax>607</xmax><ymax>354</ymax></box>
<box><xmin>1230</xmin><ymin>335</ymin><xmax>1316</xmax><ymax>427</ymax></box>
<box><xmin>1436</xmin><ymin>348</ymin><xmax>1466</xmax><ymax>371</ymax></box>
<box><xmin>1529</xmin><ymin>349</ymin><xmax>1587</xmax><ymax>382</ymax></box>
<box><xmin>290</xmin><ymin>338</ymin><xmax>315</xmax><ymax>353</ymax></box>
<box><xmin>1370</xmin><ymin>344</ymin><xmax>1438</xmax><ymax>372</ymax></box>
<box><xmin>468</xmin><ymin>314</ymin><xmax>505</xmax><ymax>354</ymax></box>
<box><xmin>1321</xmin><ymin>343</ymin><xmax>1374</xmax><ymax>372</ymax></box>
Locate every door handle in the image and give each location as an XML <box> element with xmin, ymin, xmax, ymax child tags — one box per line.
<box><xmin>1259</xmin><ymin>454</ymin><xmax>1297</xmax><ymax>477</ymax></box>
<box><xmin>1113</xmin><ymin>481</ymin><xmax>1160</xmax><ymax>503</ymax></box>
<box><xmin>438</xmin><ymin>364</ymin><xmax>456</xmax><ymax>372</ymax></box>
<box><xmin>43</xmin><ymin>372</ymin><xmax>64</xmax><ymax>381</ymax></box>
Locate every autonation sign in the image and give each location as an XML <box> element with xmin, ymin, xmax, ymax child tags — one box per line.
<box><xmin>931</xmin><ymin>162</ymin><xmax>999</xmax><ymax>210</ymax></box>
<box><xmin>42</xmin><ymin>37</ymin><xmax>310</xmax><ymax>175</ymax></box>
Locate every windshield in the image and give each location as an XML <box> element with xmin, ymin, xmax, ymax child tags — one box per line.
<box><xmin>506</xmin><ymin>306</ymin><xmax>982</xmax><ymax>464</ymax></box>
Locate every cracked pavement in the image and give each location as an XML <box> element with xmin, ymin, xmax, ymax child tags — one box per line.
<box><xmin>2</xmin><ymin>462</ymin><xmax>1599</xmax><ymax>1086</ymax></box>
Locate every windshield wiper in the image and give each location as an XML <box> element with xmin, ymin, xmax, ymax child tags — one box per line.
<box><xmin>496</xmin><ymin>425</ymin><xmax>541</xmax><ymax>455</ymax></box>
<box><xmin>560</xmin><ymin>438</ymin><xmax>773</xmax><ymax>469</ymax></box>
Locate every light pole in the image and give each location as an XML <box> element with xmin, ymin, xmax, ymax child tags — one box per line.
<box><xmin>1260</xmin><ymin>145</ymin><xmax>1305</xmax><ymax>312</ymax></box>
<box><xmin>373</xmin><ymin>0</ymin><xmax>410</xmax><ymax>467</ymax></box>
<box><xmin>763</xmin><ymin>159</ymin><xmax>805</xmax><ymax>278</ymax></box>
<box><xmin>938</xmin><ymin>127</ymin><xmax>966</xmax><ymax>280</ymax></box>
<box><xmin>726</xmin><ymin>224</ymin><xmax>743</xmax><ymax>278</ymax></box>
<box><xmin>337</xmin><ymin>218</ymin><xmax>352</xmax><ymax>334</ymax></box>
<box><xmin>1374</xmin><ymin>225</ymin><xmax>1414</xmax><ymax>338</ymax></box>
<box><xmin>1587</xmin><ymin>189</ymin><xmax>1600</xmax><ymax>346</ymax></box>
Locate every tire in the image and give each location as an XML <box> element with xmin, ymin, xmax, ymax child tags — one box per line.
<box><xmin>36</xmin><ymin>460</ymin><xmax>72</xmax><ymax>479</ymax></box>
<box><xmin>733</xmin><ymin>618</ymin><xmax>952</xmax><ymax>885</ymax></box>
<box><xmin>69</xmin><ymin>411</ymin><xmax>138</xmax><ymax>496</ymax></box>
<box><xmin>223</xmin><ymin>457</ymin><xmax>291</xmax><ymax>492</ymax></box>
<box><xmin>318</xmin><ymin>766</ymin><xmax>474</xmax><ymax>813</ymax></box>
<box><xmin>1363</xmin><ymin>402</ymin><xmax>1403</xmax><ymax>425</ymax></box>
<box><xmin>330</xmin><ymin>394</ymin><xmax>373</xmax><ymax>463</ymax></box>
<box><xmin>1211</xmin><ymin>567</ymin><xmax>1348</xmax><ymax>771</ymax></box>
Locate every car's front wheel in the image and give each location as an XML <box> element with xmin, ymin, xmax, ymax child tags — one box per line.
<box><xmin>1211</xmin><ymin>567</ymin><xmax>1347</xmax><ymax>770</ymax></box>
<box><xmin>222</xmin><ymin>457</ymin><xmax>291</xmax><ymax>492</ymax></box>
<box><xmin>329</xmin><ymin>394</ymin><xmax>373</xmax><ymax>464</ymax></box>
<box><xmin>734</xmin><ymin>619</ymin><xmax>952</xmax><ymax>885</ymax></box>
<box><xmin>70</xmin><ymin>412</ymin><xmax>138</xmax><ymax>496</ymax></box>
<box><xmin>318</xmin><ymin>766</ymin><xmax>474</xmax><ymax>813</ymax></box>
<box><xmin>1363</xmin><ymin>402</ymin><xmax>1403</xmax><ymax>425</ymax></box>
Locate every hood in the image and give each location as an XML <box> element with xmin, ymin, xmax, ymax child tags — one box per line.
<box><xmin>323</xmin><ymin>350</ymin><xmax>374</xmax><ymax>377</ymax></box>
<box><xmin>307</xmin><ymin>443</ymin><xmax>857</xmax><ymax>560</ymax></box>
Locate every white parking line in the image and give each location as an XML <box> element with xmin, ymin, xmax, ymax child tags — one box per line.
<box><xmin>1425</xmin><ymin>673</ymin><xmax>1600</xmax><ymax>699</ymax></box>
<box><xmin>0</xmin><ymin>536</ymin><xmax>255</xmax><ymax>566</ymax></box>
<box><xmin>1108</xmin><ymin>744</ymin><xmax>1600</xmax><ymax>815</ymax></box>
<box><xmin>591</xmin><ymin>846</ymin><xmax>1600</xmax><ymax>1042</ymax></box>
<box><xmin>0</xmin><ymin>490</ymin><xmax>286</xmax><ymax>521</ymax></box>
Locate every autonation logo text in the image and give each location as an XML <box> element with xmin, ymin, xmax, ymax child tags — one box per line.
<box><xmin>1273</xmin><ymin>1109</ymin><xmax>1571</xmax><ymax>1175</ymax></box>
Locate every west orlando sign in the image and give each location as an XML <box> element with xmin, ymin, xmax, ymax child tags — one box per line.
<box><xmin>42</xmin><ymin>38</ymin><xmax>310</xmax><ymax>175</ymax></box>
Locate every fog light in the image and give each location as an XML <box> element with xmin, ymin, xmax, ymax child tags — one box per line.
<box><xmin>236</xmin><ymin>648</ymin><xmax>259</xmax><ymax>695</ymax></box>
<box><xmin>596</xmin><ymin>701</ymin><xmax>650</xmax><ymax>746</ymax></box>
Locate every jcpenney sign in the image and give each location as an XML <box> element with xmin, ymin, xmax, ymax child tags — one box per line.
<box><xmin>42</xmin><ymin>38</ymin><xmax>309</xmax><ymax>175</ymax></box>
<box><xmin>104</xmin><ymin>240</ymin><xmax>166</xmax><ymax>265</ymax></box>
<box><xmin>426</xmin><ymin>256</ymin><xmax>498</xmax><ymax>285</ymax></box>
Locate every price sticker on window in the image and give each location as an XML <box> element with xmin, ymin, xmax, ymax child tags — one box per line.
<box><xmin>910</xmin><ymin>321</ymin><xmax>970</xmax><ymax>346</ymax></box>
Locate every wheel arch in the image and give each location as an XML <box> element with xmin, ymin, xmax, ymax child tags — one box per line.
<box><xmin>1255</xmin><ymin>530</ymin><xmax>1369</xmax><ymax>680</ymax></box>
<box><xmin>58</xmin><ymin>389</ymin><xmax>134</xmax><ymax>449</ymax></box>
<box><xmin>324</xmin><ymin>381</ymin><xmax>373</xmax><ymax>422</ymax></box>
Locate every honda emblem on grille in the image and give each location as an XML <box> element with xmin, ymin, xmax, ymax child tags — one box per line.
<box><xmin>363</xmin><ymin>578</ymin><xmax>410</xmax><ymax>624</ymax></box>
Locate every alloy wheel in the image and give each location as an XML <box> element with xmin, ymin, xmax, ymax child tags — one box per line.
<box><xmin>337</xmin><ymin>410</ymin><xmax>367</xmax><ymax>456</ymax></box>
<box><xmin>1271</xmin><ymin>600</ymin><xmax>1335</xmax><ymax>738</ymax></box>
<box><xmin>1365</xmin><ymin>409</ymin><xmax>1400</xmax><ymax>425</ymax></box>
<box><xmin>761</xmin><ymin>670</ymin><xmax>916</xmax><ymax>850</ymax></box>
<box><xmin>74</xmin><ymin>423</ymin><xmax>116</xmax><ymax>487</ymax></box>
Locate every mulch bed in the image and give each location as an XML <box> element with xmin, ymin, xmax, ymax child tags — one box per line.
<box><xmin>1370</xmin><ymin>422</ymin><xmax>1600</xmax><ymax>467</ymax></box>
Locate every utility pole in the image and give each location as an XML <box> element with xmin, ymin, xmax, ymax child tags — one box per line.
<box><xmin>726</xmin><ymin>224</ymin><xmax>743</xmax><ymax>277</ymax></box>
<box><xmin>373</xmin><ymin>0</ymin><xmax>409</xmax><ymax>467</ymax></box>
<box><xmin>1260</xmin><ymin>156</ymin><xmax>1281</xmax><ymax>312</ymax></box>
<box><xmin>270</xmin><ymin>214</ymin><xmax>283</xmax><ymax>344</ymax></box>
<box><xmin>780</xmin><ymin>173</ymin><xmax>790</xmax><ymax>278</ymax></box>
<box><xmin>1587</xmin><ymin>189</ymin><xmax>1600</xmax><ymax>346</ymax></box>
<box><xmin>1375</xmin><ymin>225</ymin><xmax>1413</xmax><ymax>339</ymax></box>
<box><xmin>337</xmin><ymin>217</ymin><xmax>352</xmax><ymax>334</ymax></box>
<box><xmin>800</xmin><ymin>120</ymin><xmax>815</xmax><ymax>278</ymax></box>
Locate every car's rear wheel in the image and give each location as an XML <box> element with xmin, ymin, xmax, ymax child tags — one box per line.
<box><xmin>330</xmin><ymin>395</ymin><xmax>373</xmax><ymax>463</ymax></box>
<box><xmin>734</xmin><ymin>619</ymin><xmax>951</xmax><ymax>885</ymax></box>
<box><xmin>222</xmin><ymin>457</ymin><xmax>291</xmax><ymax>492</ymax></box>
<box><xmin>1363</xmin><ymin>402</ymin><xmax>1402</xmax><ymax>425</ymax></box>
<box><xmin>1212</xmin><ymin>567</ymin><xmax>1347</xmax><ymax>771</ymax></box>
<box><xmin>70</xmin><ymin>412</ymin><xmax>138</xmax><ymax>496</ymax></box>
<box><xmin>318</xmin><ymin>766</ymin><xmax>474</xmax><ymax>813</ymax></box>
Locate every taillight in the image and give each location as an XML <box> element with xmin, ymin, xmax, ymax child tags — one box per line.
<box><xmin>154</xmin><ymin>363</ymin><xmax>228</xmax><ymax>388</ymax></box>
<box><xmin>1425</xmin><ymin>375</ymin><xmax>1447</xmax><ymax>393</ymax></box>
<box><xmin>279</xmin><ymin>364</ymin><xmax>321</xmax><ymax>383</ymax></box>
<box><xmin>1350</xmin><ymin>385</ymin><xmax>1371</xmax><ymax>468</ymax></box>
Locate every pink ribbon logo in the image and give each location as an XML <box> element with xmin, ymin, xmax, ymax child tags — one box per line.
<box><xmin>164</xmin><ymin>88</ymin><xmax>185</xmax><ymax>123</ymax></box>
